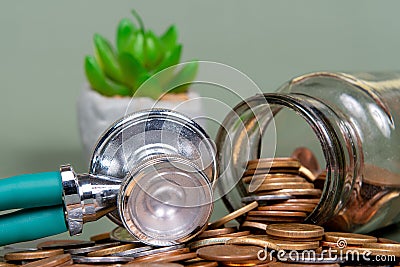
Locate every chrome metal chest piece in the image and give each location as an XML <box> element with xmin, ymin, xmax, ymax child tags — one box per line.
<box><xmin>62</xmin><ymin>109</ymin><xmax>217</xmax><ymax>246</ymax></box>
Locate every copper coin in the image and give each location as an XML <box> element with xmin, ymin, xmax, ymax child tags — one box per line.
<box><xmin>208</xmin><ymin>201</ymin><xmax>258</xmax><ymax>229</ymax></box>
<box><xmin>36</xmin><ymin>240</ymin><xmax>94</xmax><ymax>250</ymax></box>
<box><xmin>66</xmin><ymin>242</ymin><xmax>121</xmax><ymax>255</ymax></box>
<box><xmin>247</xmin><ymin>158</ymin><xmax>301</xmax><ymax>169</ymax></box>
<box><xmin>132</xmin><ymin>246</ymin><xmax>188</xmax><ymax>258</ymax></box>
<box><xmin>185</xmin><ymin>261</ymin><xmax>218</xmax><ymax>267</ymax></box>
<box><xmin>298</xmin><ymin>166</ymin><xmax>317</xmax><ymax>182</ymax></box>
<box><xmin>219</xmin><ymin>231</ymin><xmax>251</xmax><ymax>238</ymax></box>
<box><xmin>291</xmin><ymin>147</ymin><xmax>320</xmax><ymax>175</ymax></box>
<box><xmin>263</xmin><ymin>188</ymin><xmax>322</xmax><ymax>196</ymax></box>
<box><xmin>22</xmin><ymin>254</ymin><xmax>71</xmax><ymax>267</ymax></box>
<box><xmin>242</xmin><ymin>174</ymin><xmax>304</xmax><ymax>184</ymax></box>
<box><xmin>87</xmin><ymin>243</ymin><xmax>138</xmax><ymax>257</ymax></box>
<box><xmin>124</xmin><ymin>264</ymin><xmax>183</xmax><ymax>267</ymax></box>
<box><xmin>225</xmin><ymin>237</ymin><xmax>281</xmax><ymax>251</ymax></box>
<box><xmin>197</xmin><ymin>227</ymin><xmax>237</xmax><ymax>239</ymax></box>
<box><xmin>324</xmin><ymin>232</ymin><xmax>377</xmax><ymax>244</ymax></box>
<box><xmin>90</xmin><ymin>232</ymin><xmax>111</xmax><ymax>242</ymax></box>
<box><xmin>267</xmin><ymin>223</ymin><xmax>324</xmax><ymax>239</ymax></box>
<box><xmin>253</xmin><ymin>182</ymin><xmax>314</xmax><ymax>192</ymax></box>
<box><xmin>197</xmin><ymin>245</ymin><xmax>260</xmax><ymax>262</ymax></box>
<box><xmin>361</xmin><ymin>242</ymin><xmax>400</xmax><ymax>252</ymax></box>
<box><xmin>241</xmin><ymin>221</ymin><xmax>268</xmax><ymax>231</ymax></box>
<box><xmin>132</xmin><ymin>252</ymin><xmax>197</xmax><ymax>263</ymax></box>
<box><xmin>248</xmin><ymin>210</ymin><xmax>308</xmax><ymax>217</ymax></box>
<box><xmin>5</xmin><ymin>249</ymin><xmax>64</xmax><ymax>261</ymax></box>
<box><xmin>243</xmin><ymin>168</ymin><xmax>299</xmax><ymax>177</ymax></box>
<box><xmin>243</xmin><ymin>236</ymin><xmax>319</xmax><ymax>250</ymax></box>
<box><xmin>378</xmin><ymin>237</ymin><xmax>400</xmax><ymax>244</ymax></box>
<box><xmin>286</xmin><ymin>198</ymin><xmax>320</xmax><ymax>204</ymax></box>
<box><xmin>246</xmin><ymin>216</ymin><xmax>303</xmax><ymax>223</ymax></box>
<box><xmin>258</xmin><ymin>204</ymin><xmax>315</xmax><ymax>212</ymax></box>
<box><xmin>222</xmin><ymin>259</ymin><xmax>266</xmax><ymax>266</ymax></box>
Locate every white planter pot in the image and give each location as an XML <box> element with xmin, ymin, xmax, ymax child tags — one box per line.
<box><xmin>77</xmin><ymin>85</ymin><xmax>204</xmax><ymax>159</ymax></box>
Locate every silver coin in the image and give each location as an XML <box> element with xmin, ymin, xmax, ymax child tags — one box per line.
<box><xmin>72</xmin><ymin>255</ymin><xmax>133</xmax><ymax>263</ymax></box>
<box><xmin>66</xmin><ymin>242</ymin><xmax>121</xmax><ymax>255</ymax></box>
<box><xmin>132</xmin><ymin>244</ymin><xmax>185</xmax><ymax>258</ymax></box>
<box><xmin>111</xmin><ymin>245</ymin><xmax>153</xmax><ymax>257</ymax></box>
<box><xmin>110</xmin><ymin>226</ymin><xmax>142</xmax><ymax>243</ymax></box>
<box><xmin>241</xmin><ymin>194</ymin><xmax>293</xmax><ymax>203</ymax></box>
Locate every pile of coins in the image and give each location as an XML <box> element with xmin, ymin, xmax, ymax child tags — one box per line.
<box><xmin>242</xmin><ymin>156</ymin><xmax>323</xmax><ymax>224</ymax></box>
<box><xmin>1</xmin><ymin>148</ymin><xmax>400</xmax><ymax>266</ymax></box>
<box><xmin>2</xmin><ymin>222</ymin><xmax>400</xmax><ymax>266</ymax></box>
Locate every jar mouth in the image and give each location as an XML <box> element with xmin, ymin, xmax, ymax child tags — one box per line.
<box><xmin>216</xmin><ymin>93</ymin><xmax>359</xmax><ymax>226</ymax></box>
<box><xmin>262</xmin><ymin>93</ymin><xmax>355</xmax><ymax>225</ymax></box>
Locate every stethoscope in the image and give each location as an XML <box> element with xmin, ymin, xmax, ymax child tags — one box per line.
<box><xmin>0</xmin><ymin>109</ymin><xmax>217</xmax><ymax>247</ymax></box>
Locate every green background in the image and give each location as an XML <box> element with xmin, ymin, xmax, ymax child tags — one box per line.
<box><xmin>1</xmin><ymin>0</ymin><xmax>400</xmax><ymax>241</ymax></box>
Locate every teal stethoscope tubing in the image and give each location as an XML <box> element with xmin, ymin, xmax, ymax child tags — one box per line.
<box><xmin>0</xmin><ymin>172</ymin><xmax>67</xmax><ymax>246</ymax></box>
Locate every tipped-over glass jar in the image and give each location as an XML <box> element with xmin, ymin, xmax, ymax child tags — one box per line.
<box><xmin>216</xmin><ymin>72</ymin><xmax>400</xmax><ymax>233</ymax></box>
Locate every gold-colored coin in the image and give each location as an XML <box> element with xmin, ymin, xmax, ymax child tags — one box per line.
<box><xmin>21</xmin><ymin>254</ymin><xmax>71</xmax><ymax>267</ymax></box>
<box><xmin>90</xmin><ymin>232</ymin><xmax>111</xmax><ymax>242</ymax></box>
<box><xmin>242</xmin><ymin>174</ymin><xmax>303</xmax><ymax>184</ymax></box>
<box><xmin>197</xmin><ymin>244</ymin><xmax>261</xmax><ymax>262</ymax></box>
<box><xmin>87</xmin><ymin>243</ymin><xmax>137</xmax><ymax>257</ymax></box>
<box><xmin>248</xmin><ymin>210</ymin><xmax>308</xmax><ymax>217</ymax></box>
<box><xmin>225</xmin><ymin>237</ymin><xmax>281</xmax><ymax>251</ymax></box>
<box><xmin>324</xmin><ymin>232</ymin><xmax>377</xmax><ymax>245</ymax></box>
<box><xmin>0</xmin><ymin>263</ymin><xmax>17</xmax><ymax>267</ymax></box>
<box><xmin>258</xmin><ymin>204</ymin><xmax>315</xmax><ymax>212</ymax></box>
<box><xmin>208</xmin><ymin>201</ymin><xmax>258</xmax><ymax>229</ymax></box>
<box><xmin>266</xmin><ymin>223</ymin><xmax>324</xmax><ymax>239</ymax></box>
<box><xmin>263</xmin><ymin>188</ymin><xmax>322</xmax><ymax>196</ymax></box>
<box><xmin>253</xmin><ymin>182</ymin><xmax>314</xmax><ymax>192</ymax></box>
<box><xmin>197</xmin><ymin>227</ymin><xmax>237</xmax><ymax>239</ymax></box>
<box><xmin>4</xmin><ymin>249</ymin><xmax>64</xmax><ymax>261</ymax></box>
<box><xmin>241</xmin><ymin>221</ymin><xmax>268</xmax><ymax>231</ymax></box>
<box><xmin>188</xmin><ymin>237</ymin><xmax>234</xmax><ymax>250</ymax></box>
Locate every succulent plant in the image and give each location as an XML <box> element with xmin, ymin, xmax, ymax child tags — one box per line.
<box><xmin>84</xmin><ymin>10</ymin><xmax>198</xmax><ymax>99</ymax></box>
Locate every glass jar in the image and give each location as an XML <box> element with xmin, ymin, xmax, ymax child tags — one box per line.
<box><xmin>216</xmin><ymin>72</ymin><xmax>400</xmax><ymax>233</ymax></box>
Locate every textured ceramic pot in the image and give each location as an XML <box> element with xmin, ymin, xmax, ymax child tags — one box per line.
<box><xmin>77</xmin><ymin>85</ymin><xmax>204</xmax><ymax>159</ymax></box>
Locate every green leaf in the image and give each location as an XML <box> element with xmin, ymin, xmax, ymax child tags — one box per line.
<box><xmin>118</xmin><ymin>52</ymin><xmax>148</xmax><ymax>91</ymax></box>
<box><xmin>166</xmin><ymin>61</ymin><xmax>199</xmax><ymax>94</ymax></box>
<box><xmin>84</xmin><ymin>55</ymin><xmax>131</xmax><ymax>97</ymax></box>
<box><xmin>133</xmin><ymin>72</ymin><xmax>164</xmax><ymax>99</ymax></box>
<box><xmin>131</xmin><ymin>31</ymin><xmax>145</xmax><ymax>64</ymax></box>
<box><xmin>155</xmin><ymin>44</ymin><xmax>182</xmax><ymax>73</ymax></box>
<box><xmin>116</xmin><ymin>18</ymin><xmax>136</xmax><ymax>54</ymax></box>
<box><xmin>93</xmin><ymin>33</ymin><xmax>124</xmax><ymax>84</ymax></box>
<box><xmin>160</xmin><ymin>25</ymin><xmax>178</xmax><ymax>51</ymax></box>
<box><xmin>144</xmin><ymin>30</ymin><xmax>163</xmax><ymax>70</ymax></box>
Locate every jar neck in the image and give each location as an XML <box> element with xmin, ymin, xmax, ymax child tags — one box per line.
<box><xmin>262</xmin><ymin>93</ymin><xmax>363</xmax><ymax>225</ymax></box>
